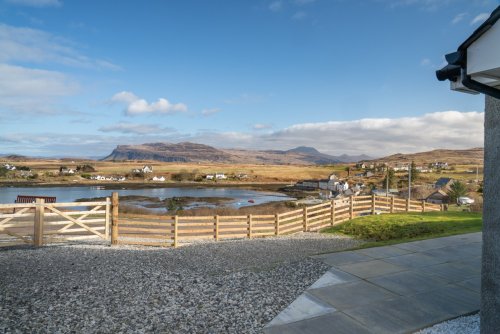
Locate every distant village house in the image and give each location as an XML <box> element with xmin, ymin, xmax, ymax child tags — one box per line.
<box><xmin>426</xmin><ymin>190</ymin><xmax>449</xmax><ymax>204</ymax></box>
<box><xmin>132</xmin><ymin>165</ymin><xmax>153</xmax><ymax>174</ymax></box>
<box><xmin>3</xmin><ymin>164</ymin><xmax>16</xmax><ymax>171</ymax></box>
<box><xmin>215</xmin><ymin>173</ymin><xmax>227</xmax><ymax>180</ymax></box>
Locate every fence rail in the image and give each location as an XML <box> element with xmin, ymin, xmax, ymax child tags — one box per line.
<box><xmin>0</xmin><ymin>194</ymin><xmax>442</xmax><ymax>247</ymax></box>
<box><xmin>111</xmin><ymin>193</ymin><xmax>442</xmax><ymax>247</ymax></box>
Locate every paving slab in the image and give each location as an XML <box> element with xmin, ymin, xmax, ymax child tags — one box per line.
<box><xmin>343</xmin><ymin>296</ymin><xmax>447</xmax><ymax>334</ymax></box>
<box><xmin>354</xmin><ymin>245</ymin><xmax>413</xmax><ymax>259</ymax></box>
<box><xmin>308</xmin><ymin>280</ymin><xmax>397</xmax><ymax>309</ymax></box>
<box><xmin>314</xmin><ymin>251</ymin><xmax>373</xmax><ymax>266</ymax></box>
<box><xmin>408</xmin><ymin>285</ymin><xmax>480</xmax><ymax>317</ymax></box>
<box><xmin>264</xmin><ymin>311</ymin><xmax>373</xmax><ymax>334</ymax></box>
<box><xmin>421</xmin><ymin>246</ymin><xmax>478</xmax><ymax>263</ymax></box>
<box><xmin>308</xmin><ymin>267</ymin><xmax>360</xmax><ymax>290</ymax></box>
<box><xmin>455</xmin><ymin>276</ymin><xmax>482</xmax><ymax>293</ymax></box>
<box><xmin>265</xmin><ymin>233</ymin><xmax>482</xmax><ymax>333</ymax></box>
<box><xmin>382</xmin><ymin>252</ymin><xmax>447</xmax><ymax>269</ymax></box>
<box><xmin>419</xmin><ymin>262</ymin><xmax>479</xmax><ymax>283</ymax></box>
<box><xmin>457</xmin><ymin>256</ymin><xmax>482</xmax><ymax>273</ymax></box>
<box><xmin>367</xmin><ymin>270</ymin><xmax>450</xmax><ymax>296</ymax></box>
<box><xmin>338</xmin><ymin>259</ymin><xmax>407</xmax><ymax>279</ymax></box>
<box><xmin>265</xmin><ymin>292</ymin><xmax>336</xmax><ymax>327</ymax></box>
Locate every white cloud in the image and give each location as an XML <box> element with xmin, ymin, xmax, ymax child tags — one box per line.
<box><xmin>2</xmin><ymin>111</ymin><xmax>484</xmax><ymax>158</ymax></box>
<box><xmin>452</xmin><ymin>12</ymin><xmax>467</xmax><ymax>24</ymax></box>
<box><xmin>189</xmin><ymin>111</ymin><xmax>484</xmax><ymax>157</ymax></box>
<box><xmin>0</xmin><ymin>63</ymin><xmax>78</xmax><ymax>115</ymax></box>
<box><xmin>0</xmin><ymin>23</ymin><xmax>120</xmax><ymax>70</ymax></box>
<box><xmin>201</xmin><ymin>108</ymin><xmax>221</xmax><ymax>116</ymax></box>
<box><xmin>269</xmin><ymin>1</ymin><xmax>283</xmax><ymax>12</ymax></box>
<box><xmin>5</xmin><ymin>0</ymin><xmax>61</xmax><ymax>7</ymax></box>
<box><xmin>111</xmin><ymin>91</ymin><xmax>187</xmax><ymax>116</ymax></box>
<box><xmin>99</xmin><ymin>122</ymin><xmax>175</xmax><ymax>135</ymax></box>
<box><xmin>253</xmin><ymin>123</ymin><xmax>273</xmax><ymax>130</ymax></box>
<box><xmin>0</xmin><ymin>63</ymin><xmax>77</xmax><ymax>98</ymax></box>
<box><xmin>470</xmin><ymin>13</ymin><xmax>490</xmax><ymax>25</ymax></box>
<box><xmin>292</xmin><ymin>11</ymin><xmax>307</xmax><ymax>20</ymax></box>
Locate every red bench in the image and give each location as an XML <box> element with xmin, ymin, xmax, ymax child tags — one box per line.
<box><xmin>15</xmin><ymin>195</ymin><xmax>57</xmax><ymax>204</ymax></box>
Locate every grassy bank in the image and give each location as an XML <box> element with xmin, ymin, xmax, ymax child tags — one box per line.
<box><xmin>322</xmin><ymin>211</ymin><xmax>482</xmax><ymax>248</ymax></box>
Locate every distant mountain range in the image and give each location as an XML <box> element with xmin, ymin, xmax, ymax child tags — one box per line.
<box><xmin>102</xmin><ymin>142</ymin><xmax>371</xmax><ymax>165</ymax></box>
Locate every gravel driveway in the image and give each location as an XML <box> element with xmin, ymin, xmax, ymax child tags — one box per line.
<box><xmin>0</xmin><ymin>233</ymin><xmax>361</xmax><ymax>333</ymax></box>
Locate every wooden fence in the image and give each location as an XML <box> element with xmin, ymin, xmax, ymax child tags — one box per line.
<box><xmin>112</xmin><ymin>194</ymin><xmax>442</xmax><ymax>247</ymax></box>
<box><xmin>0</xmin><ymin>194</ymin><xmax>442</xmax><ymax>248</ymax></box>
<box><xmin>0</xmin><ymin>198</ymin><xmax>111</xmax><ymax>247</ymax></box>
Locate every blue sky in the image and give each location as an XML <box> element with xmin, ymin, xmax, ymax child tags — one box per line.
<box><xmin>0</xmin><ymin>0</ymin><xmax>498</xmax><ymax>158</ymax></box>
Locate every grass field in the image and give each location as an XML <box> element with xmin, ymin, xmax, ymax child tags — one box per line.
<box><xmin>322</xmin><ymin>211</ymin><xmax>482</xmax><ymax>248</ymax></box>
<box><xmin>0</xmin><ymin>159</ymin><xmax>347</xmax><ymax>183</ymax></box>
<box><xmin>0</xmin><ymin>157</ymin><xmax>483</xmax><ymax>187</ymax></box>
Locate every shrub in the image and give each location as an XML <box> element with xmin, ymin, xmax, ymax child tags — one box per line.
<box><xmin>339</xmin><ymin>219</ymin><xmax>445</xmax><ymax>241</ymax></box>
<box><xmin>77</xmin><ymin>164</ymin><xmax>96</xmax><ymax>172</ymax></box>
<box><xmin>28</xmin><ymin>173</ymin><xmax>39</xmax><ymax>180</ymax></box>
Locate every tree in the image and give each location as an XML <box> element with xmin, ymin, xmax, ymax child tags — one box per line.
<box><xmin>382</xmin><ymin>168</ymin><xmax>396</xmax><ymax>188</ymax></box>
<box><xmin>447</xmin><ymin>180</ymin><xmax>468</xmax><ymax>203</ymax></box>
<box><xmin>410</xmin><ymin>161</ymin><xmax>420</xmax><ymax>183</ymax></box>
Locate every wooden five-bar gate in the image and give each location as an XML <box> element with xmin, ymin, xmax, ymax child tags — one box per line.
<box><xmin>0</xmin><ymin>198</ymin><xmax>111</xmax><ymax>247</ymax></box>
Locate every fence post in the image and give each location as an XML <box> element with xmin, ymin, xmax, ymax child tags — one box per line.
<box><xmin>390</xmin><ymin>196</ymin><xmax>395</xmax><ymax>213</ymax></box>
<box><xmin>331</xmin><ymin>200</ymin><xmax>336</xmax><ymax>226</ymax></box>
<box><xmin>34</xmin><ymin>198</ymin><xmax>45</xmax><ymax>247</ymax></box>
<box><xmin>406</xmin><ymin>198</ymin><xmax>410</xmax><ymax>212</ymax></box>
<box><xmin>105</xmin><ymin>197</ymin><xmax>110</xmax><ymax>240</ymax></box>
<box><xmin>303</xmin><ymin>206</ymin><xmax>308</xmax><ymax>231</ymax></box>
<box><xmin>349</xmin><ymin>196</ymin><xmax>354</xmax><ymax>220</ymax></box>
<box><xmin>422</xmin><ymin>200</ymin><xmax>426</xmax><ymax>213</ymax></box>
<box><xmin>111</xmin><ymin>192</ymin><xmax>119</xmax><ymax>245</ymax></box>
<box><xmin>371</xmin><ymin>194</ymin><xmax>376</xmax><ymax>215</ymax></box>
<box><xmin>275</xmin><ymin>213</ymin><xmax>280</xmax><ymax>236</ymax></box>
<box><xmin>214</xmin><ymin>215</ymin><xmax>219</xmax><ymax>241</ymax></box>
<box><xmin>174</xmin><ymin>215</ymin><xmax>179</xmax><ymax>247</ymax></box>
<box><xmin>247</xmin><ymin>214</ymin><xmax>253</xmax><ymax>239</ymax></box>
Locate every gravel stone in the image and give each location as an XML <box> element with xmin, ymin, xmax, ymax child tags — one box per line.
<box><xmin>415</xmin><ymin>313</ymin><xmax>480</xmax><ymax>334</ymax></box>
<box><xmin>0</xmin><ymin>233</ymin><xmax>361</xmax><ymax>333</ymax></box>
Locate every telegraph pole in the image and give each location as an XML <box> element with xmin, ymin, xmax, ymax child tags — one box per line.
<box><xmin>386</xmin><ymin>166</ymin><xmax>389</xmax><ymax>197</ymax></box>
<box><xmin>408</xmin><ymin>165</ymin><xmax>411</xmax><ymax>200</ymax></box>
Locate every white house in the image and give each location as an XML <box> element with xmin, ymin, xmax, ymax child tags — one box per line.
<box><xmin>3</xmin><ymin>164</ymin><xmax>16</xmax><ymax>171</ymax></box>
<box><xmin>152</xmin><ymin>176</ymin><xmax>165</xmax><ymax>182</ymax></box>
<box><xmin>215</xmin><ymin>173</ymin><xmax>227</xmax><ymax>180</ymax></box>
<box><xmin>60</xmin><ymin>167</ymin><xmax>75</xmax><ymax>174</ymax></box>
<box><xmin>206</xmin><ymin>174</ymin><xmax>215</xmax><ymax>180</ymax></box>
<box><xmin>432</xmin><ymin>162</ymin><xmax>449</xmax><ymax>169</ymax></box>
<box><xmin>142</xmin><ymin>165</ymin><xmax>153</xmax><ymax>173</ymax></box>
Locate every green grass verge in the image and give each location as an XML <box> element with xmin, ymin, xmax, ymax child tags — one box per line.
<box><xmin>322</xmin><ymin>211</ymin><xmax>482</xmax><ymax>248</ymax></box>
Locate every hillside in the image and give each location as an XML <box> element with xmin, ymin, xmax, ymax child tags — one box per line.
<box><xmin>371</xmin><ymin>148</ymin><xmax>484</xmax><ymax>165</ymax></box>
<box><xmin>102</xmin><ymin>142</ymin><xmax>367</xmax><ymax>165</ymax></box>
<box><xmin>103</xmin><ymin>142</ymin><xmax>232</xmax><ymax>163</ymax></box>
